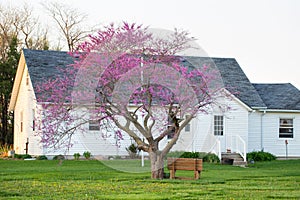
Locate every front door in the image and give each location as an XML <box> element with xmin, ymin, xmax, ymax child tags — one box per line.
<box><xmin>213</xmin><ymin>115</ymin><xmax>227</xmax><ymax>152</ymax></box>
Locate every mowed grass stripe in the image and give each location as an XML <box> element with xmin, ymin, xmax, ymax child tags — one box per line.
<box><xmin>0</xmin><ymin>159</ymin><xmax>299</xmax><ymax>199</ymax></box>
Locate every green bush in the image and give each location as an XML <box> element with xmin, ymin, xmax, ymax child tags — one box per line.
<box><xmin>53</xmin><ymin>155</ymin><xmax>65</xmax><ymax>160</ymax></box>
<box><xmin>36</xmin><ymin>155</ymin><xmax>48</xmax><ymax>160</ymax></box>
<box><xmin>126</xmin><ymin>144</ymin><xmax>139</xmax><ymax>159</ymax></box>
<box><xmin>203</xmin><ymin>153</ymin><xmax>220</xmax><ymax>163</ymax></box>
<box><xmin>167</xmin><ymin>151</ymin><xmax>220</xmax><ymax>163</ymax></box>
<box><xmin>180</xmin><ymin>152</ymin><xmax>200</xmax><ymax>158</ymax></box>
<box><xmin>14</xmin><ymin>154</ymin><xmax>32</xmax><ymax>159</ymax></box>
<box><xmin>73</xmin><ymin>153</ymin><xmax>80</xmax><ymax>160</ymax></box>
<box><xmin>247</xmin><ymin>151</ymin><xmax>276</xmax><ymax>162</ymax></box>
<box><xmin>166</xmin><ymin>151</ymin><xmax>185</xmax><ymax>158</ymax></box>
<box><xmin>83</xmin><ymin>151</ymin><xmax>91</xmax><ymax>159</ymax></box>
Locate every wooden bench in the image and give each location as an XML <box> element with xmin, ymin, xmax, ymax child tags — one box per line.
<box><xmin>167</xmin><ymin>158</ymin><xmax>203</xmax><ymax>179</ymax></box>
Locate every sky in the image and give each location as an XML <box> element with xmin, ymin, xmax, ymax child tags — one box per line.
<box><xmin>2</xmin><ymin>0</ymin><xmax>300</xmax><ymax>89</ymax></box>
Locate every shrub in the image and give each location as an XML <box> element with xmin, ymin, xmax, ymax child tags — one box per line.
<box><xmin>0</xmin><ymin>144</ymin><xmax>13</xmax><ymax>157</ymax></box>
<box><xmin>247</xmin><ymin>151</ymin><xmax>276</xmax><ymax>162</ymax></box>
<box><xmin>166</xmin><ymin>151</ymin><xmax>185</xmax><ymax>158</ymax></box>
<box><xmin>167</xmin><ymin>151</ymin><xmax>220</xmax><ymax>163</ymax></box>
<box><xmin>126</xmin><ymin>143</ymin><xmax>139</xmax><ymax>159</ymax></box>
<box><xmin>203</xmin><ymin>153</ymin><xmax>220</xmax><ymax>163</ymax></box>
<box><xmin>73</xmin><ymin>153</ymin><xmax>80</xmax><ymax>160</ymax></box>
<box><xmin>83</xmin><ymin>151</ymin><xmax>91</xmax><ymax>159</ymax></box>
<box><xmin>53</xmin><ymin>155</ymin><xmax>65</xmax><ymax>160</ymax></box>
<box><xmin>180</xmin><ymin>152</ymin><xmax>200</xmax><ymax>158</ymax></box>
<box><xmin>14</xmin><ymin>154</ymin><xmax>32</xmax><ymax>159</ymax></box>
<box><xmin>36</xmin><ymin>155</ymin><xmax>48</xmax><ymax>160</ymax></box>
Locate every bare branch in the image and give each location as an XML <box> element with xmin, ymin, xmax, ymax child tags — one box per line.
<box><xmin>42</xmin><ymin>2</ymin><xmax>92</xmax><ymax>51</ymax></box>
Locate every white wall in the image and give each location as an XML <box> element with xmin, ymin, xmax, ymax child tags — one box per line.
<box><xmin>260</xmin><ymin>112</ymin><xmax>300</xmax><ymax>157</ymax></box>
<box><xmin>168</xmin><ymin>96</ymin><xmax>250</xmax><ymax>153</ymax></box>
<box><xmin>248</xmin><ymin>111</ymin><xmax>263</xmax><ymax>152</ymax></box>
<box><xmin>14</xmin><ymin>65</ymin><xmax>41</xmax><ymax>155</ymax></box>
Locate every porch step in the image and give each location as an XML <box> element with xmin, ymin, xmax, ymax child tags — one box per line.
<box><xmin>221</xmin><ymin>153</ymin><xmax>247</xmax><ymax>166</ymax></box>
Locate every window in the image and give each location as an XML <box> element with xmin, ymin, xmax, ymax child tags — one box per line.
<box><xmin>214</xmin><ymin>115</ymin><xmax>223</xmax><ymax>136</ymax></box>
<box><xmin>185</xmin><ymin>115</ymin><xmax>191</xmax><ymax>132</ymax></box>
<box><xmin>20</xmin><ymin>111</ymin><xmax>23</xmax><ymax>132</ymax></box>
<box><xmin>32</xmin><ymin>109</ymin><xmax>35</xmax><ymax>131</ymax></box>
<box><xmin>89</xmin><ymin>120</ymin><xmax>100</xmax><ymax>131</ymax></box>
<box><xmin>26</xmin><ymin>70</ymin><xmax>29</xmax><ymax>86</ymax></box>
<box><xmin>279</xmin><ymin>119</ymin><xmax>293</xmax><ymax>138</ymax></box>
<box><xmin>167</xmin><ymin>126</ymin><xmax>175</xmax><ymax>139</ymax></box>
<box><xmin>185</xmin><ymin>124</ymin><xmax>190</xmax><ymax>132</ymax></box>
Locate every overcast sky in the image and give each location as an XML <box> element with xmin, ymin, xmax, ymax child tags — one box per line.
<box><xmin>3</xmin><ymin>0</ymin><xmax>300</xmax><ymax>89</ymax></box>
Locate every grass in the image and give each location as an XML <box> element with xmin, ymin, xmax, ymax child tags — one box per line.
<box><xmin>0</xmin><ymin>159</ymin><xmax>299</xmax><ymax>199</ymax></box>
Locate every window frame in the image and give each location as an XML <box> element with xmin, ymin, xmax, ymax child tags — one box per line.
<box><xmin>20</xmin><ymin>111</ymin><xmax>23</xmax><ymax>133</ymax></box>
<box><xmin>32</xmin><ymin>109</ymin><xmax>35</xmax><ymax>131</ymax></box>
<box><xmin>184</xmin><ymin>115</ymin><xmax>191</xmax><ymax>132</ymax></box>
<box><xmin>214</xmin><ymin>115</ymin><xmax>224</xmax><ymax>136</ymax></box>
<box><xmin>167</xmin><ymin>125</ymin><xmax>175</xmax><ymax>139</ymax></box>
<box><xmin>279</xmin><ymin>118</ymin><xmax>294</xmax><ymax>139</ymax></box>
<box><xmin>89</xmin><ymin>119</ymin><xmax>100</xmax><ymax>131</ymax></box>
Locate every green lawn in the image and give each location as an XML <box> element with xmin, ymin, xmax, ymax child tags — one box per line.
<box><xmin>0</xmin><ymin>159</ymin><xmax>299</xmax><ymax>199</ymax></box>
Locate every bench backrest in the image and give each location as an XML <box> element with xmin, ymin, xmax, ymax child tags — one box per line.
<box><xmin>167</xmin><ymin>158</ymin><xmax>203</xmax><ymax>171</ymax></box>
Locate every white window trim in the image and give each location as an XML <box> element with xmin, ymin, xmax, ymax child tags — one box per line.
<box><xmin>279</xmin><ymin>118</ymin><xmax>294</xmax><ymax>139</ymax></box>
<box><xmin>214</xmin><ymin>115</ymin><xmax>224</xmax><ymax>136</ymax></box>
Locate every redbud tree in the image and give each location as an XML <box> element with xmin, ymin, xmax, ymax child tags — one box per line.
<box><xmin>37</xmin><ymin>23</ymin><xmax>223</xmax><ymax>179</ymax></box>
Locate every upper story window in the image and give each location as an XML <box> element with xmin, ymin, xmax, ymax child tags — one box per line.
<box><xmin>279</xmin><ymin>119</ymin><xmax>293</xmax><ymax>138</ymax></box>
<box><xmin>184</xmin><ymin>115</ymin><xmax>191</xmax><ymax>132</ymax></box>
<box><xmin>26</xmin><ymin>70</ymin><xmax>29</xmax><ymax>86</ymax></box>
<box><xmin>20</xmin><ymin>111</ymin><xmax>23</xmax><ymax>132</ymax></box>
<box><xmin>214</xmin><ymin>115</ymin><xmax>224</xmax><ymax>136</ymax></box>
<box><xmin>89</xmin><ymin>120</ymin><xmax>100</xmax><ymax>131</ymax></box>
<box><xmin>167</xmin><ymin>126</ymin><xmax>175</xmax><ymax>139</ymax></box>
<box><xmin>32</xmin><ymin>109</ymin><xmax>35</xmax><ymax>131</ymax></box>
<box><xmin>185</xmin><ymin>123</ymin><xmax>190</xmax><ymax>132</ymax></box>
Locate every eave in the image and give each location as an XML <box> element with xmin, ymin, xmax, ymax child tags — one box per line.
<box><xmin>8</xmin><ymin>50</ymin><xmax>26</xmax><ymax>111</ymax></box>
<box><xmin>259</xmin><ymin>109</ymin><xmax>300</xmax><ymax>113</ymax></box>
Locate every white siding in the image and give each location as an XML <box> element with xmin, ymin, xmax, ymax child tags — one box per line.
<box><xmin>14</xmin><ymin>66</ymin><xmax>41</xmax><ymax>155</ymax></box>
<box><xmin>248</xmin><ymin>112</ymin><xmax>263</xmax><ymax>152</ymax></box>
<box><xmin>40</xmin><ymin>107</ymin><xmax>133</xmax><ymax>156</ymax></box>
<box><xmin>169</xmin><ymin>96</ymin><xmax>250</xmax><ymax>153</ymax></box>
<box><xmin>260</xmin><ymin>112</ymin><xmax>300</xmax><ymax>157</ymax></box>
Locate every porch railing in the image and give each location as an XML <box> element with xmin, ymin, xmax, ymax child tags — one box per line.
<box><xmin>227</xmin><ymin>135</ymin><xmax>247</xmax><ymax>162</ymax></box>
<box><xmin>209</xmin><ymin>137</ymin><xmax>221</xmax><ymax>161</ymax></box>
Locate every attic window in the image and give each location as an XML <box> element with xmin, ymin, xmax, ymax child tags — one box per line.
<box><xmin>167</xmin><ymin>126</ymin><xmax>175</xmax><ymax>139</ymax></box>
<box><xmin>185</xmin><ymin>115</ymin><xmax>191</xmax><ymax>132</ymax></box>
<box><xmin>26</xmin><ymin>70</ymin><xmax>29</xmax><ymax>86</ymax></box>
<box><xmin>20</xmin><ymin>111</ymin><xmax>23</xmax><ymax>132</ymax></box>
<box><xmin>89</xmin><ymin>120</ymin><xmax>100</xmax><ymax>131</ymax></box>
<box><xmin>279</xmin><ymin>119</ymin><xmax>293</xmax><ymax>138</ymax></box>
<box><xmin>32</xmin><ymin>109</ymin><xmax>35</xmax><ymax>131</ymax></box>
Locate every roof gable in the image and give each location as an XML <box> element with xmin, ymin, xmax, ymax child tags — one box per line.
<box><xmin>253</xmin><ymin>83</ymin><xmax>300</xmax><ymax>110</ymax></box>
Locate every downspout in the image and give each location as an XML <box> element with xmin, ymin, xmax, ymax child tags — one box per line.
<box><xmin>261</xmin><ymin>110</ymin><xmax>266</xmax><ymax>151</ymax></box>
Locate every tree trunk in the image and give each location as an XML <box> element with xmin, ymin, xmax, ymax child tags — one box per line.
<box><xmin>149</xmin><ymin>151</ymin><xmax>164</xmax><ymax>179</ymax></box>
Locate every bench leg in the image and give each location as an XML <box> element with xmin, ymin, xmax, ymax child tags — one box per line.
<box><xmin>170</xmin><ymin>170</ymin><xmax>176</xmax><ymax>179</ymax></box>
<box><xmin>194</xmin><ymin>171</ymin><xmax>201</xmax><ymax>179</ymax></box>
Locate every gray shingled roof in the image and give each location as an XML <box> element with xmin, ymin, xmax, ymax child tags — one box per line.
<box><xmin>183</xmin><ymin>57</ymin><xmax>266</xmax><ymax>108</ymax></box>
<box><xmin>24</xmin><ymin>49</ymin><xmax>266</xmax><ymax>108</ymax></box>
<box><xmin>24</xmin><ymin>49</ymin><xmax>74</xmax><ymax>85</ymax></box>
<box><xmin>253</xmin><ymin>83</ymin><xmax>300</xmax><ymax>110</ymax></box>
<box><xmin>23</xmin><ymin>49</ymin><xmax>75</xmax><ymax>101</ymax></box>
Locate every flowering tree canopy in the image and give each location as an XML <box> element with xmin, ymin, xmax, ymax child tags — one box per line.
<box><xmin>37</xmin><ymin>22</ymin><xmax>224</xmax><ymax>179</ymax></box>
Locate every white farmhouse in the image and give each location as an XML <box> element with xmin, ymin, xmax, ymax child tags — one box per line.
<box><xmin>9</xmin><ymin>49</ymin><xmax>300</xmax><ymax>160</ymax></box>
